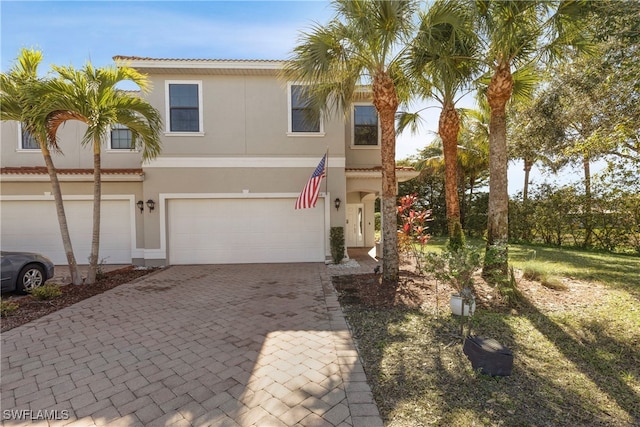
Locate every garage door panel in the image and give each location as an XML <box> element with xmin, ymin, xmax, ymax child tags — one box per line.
<box><xmin>168</xmin><ymin>198</ymin><xmax>324</xmax><ymax>264</ymax></box>
<box><xmin>1</xmin><ymin>200</ymin><xmax>132</xmax><ymax>265</ymax></box>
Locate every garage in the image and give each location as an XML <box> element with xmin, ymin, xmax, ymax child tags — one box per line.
<box><xmin>0</xmin><ymin>198</ymin><xmax>133</xmax><ymax>265</ymax></box>
<box><xmin>167</xmin><ymin>197</ymin><xmax>326</xmax><ymax>264</ymax></box>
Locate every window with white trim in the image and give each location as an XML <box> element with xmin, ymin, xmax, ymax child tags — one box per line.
<box><xmin>19</xmin><ymin>123</ymin><xmax>39</xmax><ymax>150</ymax></box>
<box><xmin>165</xmin><ymin>81</ymin><xmax>203</xmax><ymax>133</ymax></box>
<box><xmin>288</xmin><ymin>83</ymin><xmax>322</xmax><ymax>134</ymax></box>
<box><xmin>352</xmin><ymin>104</ymin><xmax>379</xmax><ymax>146</ymax></box>
<box><xmin>110</xmin><ymin>124</ymin><xmax>133</xmax><ymax>149</ymax></box>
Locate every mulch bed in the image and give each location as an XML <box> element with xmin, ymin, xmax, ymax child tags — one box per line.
<box><xmin>331</xmin><ymin>263</ymin><xmax>606</xmax><ymax>314</ymax></box>
<box><xmin>1</xmin><ymin>266</ymin><xmax>158</xmax><ymax>332</ymax></box>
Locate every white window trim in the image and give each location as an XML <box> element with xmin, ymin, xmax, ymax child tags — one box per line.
<box><xmin>164</xmin><ymin>80</ymin><xmax>204</xmax><ymax>136</ymax></box>
<box><xmin>286</xmin><ymin>82</ymin><xmax>325</xmax><ymax>137</ymax></box>
<box><xmin>351</xmin><ymin>103</ymin><xmax>381</xmax><ymax>149</ymax></box>
<box><xmin>16</xmin><ymin>123</ymin><xmax>41</xmax><ymax>152</ymax></box>
<box><xmin>106</xmin><ymin>124</ymin><xmax>140</xmax><ymax>153</ymax></box>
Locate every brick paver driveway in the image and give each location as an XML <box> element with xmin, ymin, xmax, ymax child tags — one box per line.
<box><xmin>1</xmin><ymin>263</ymin><xmax>382</xmax><ymax>427</ymax></box>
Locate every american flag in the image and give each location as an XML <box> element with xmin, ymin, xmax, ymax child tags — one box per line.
<box><xmin>295</xmin><ymin>154</ymin><xmax>327</xmax><ymax>209</ymax></box>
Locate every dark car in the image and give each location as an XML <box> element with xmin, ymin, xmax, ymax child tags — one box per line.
<box><xmin>1</xmin><ymin>251</ymin><xmax>55</xmax><ymax>294</ymax></box>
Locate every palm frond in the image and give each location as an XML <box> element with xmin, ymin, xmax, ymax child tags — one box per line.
<box><xmin>396</xmin><ymin>110</ymin><xmax>424</xmax><ymax>135</ymax></box>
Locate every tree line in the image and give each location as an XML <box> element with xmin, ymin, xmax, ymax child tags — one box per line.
<box><xmin>397</xmin><ymin>0</ymin><xmax>639</xmax><ymax>255</ymax></box>
<box><xmin>285</xmin><ymin>0</ymin><xmax>638</xmax><ymax>288</ymax></box>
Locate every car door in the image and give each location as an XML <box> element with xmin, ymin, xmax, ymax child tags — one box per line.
<box><xmin>0</xmin><ymin>253</ymin><xmax>15</xmax><ymax>292</ymax></box>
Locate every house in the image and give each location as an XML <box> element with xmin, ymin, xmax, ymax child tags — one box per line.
<box><xmin>0</xmin><ymin>57</ymin><xmax>418</xmax><ymax>266</ymax></box>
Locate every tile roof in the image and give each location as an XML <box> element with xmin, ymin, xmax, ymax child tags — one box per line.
<box><xmin>1</xmin><ymin>167</ymin><xmax>143</xmax><ymax>175</ymax></box>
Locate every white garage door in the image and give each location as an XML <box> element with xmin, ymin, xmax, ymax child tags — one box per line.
<box><xmin>168</xmin><ymin>198</ymin><xmax>325</xmax><ymax>264</ymax></box>
<box><xmin>0</xmin><ymin>199</ymin><xmax>132</xmax><ymax>265</ymax></box>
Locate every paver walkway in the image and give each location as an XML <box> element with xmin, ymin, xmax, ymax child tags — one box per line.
<box><xmin>1</xmin><ymin>254</ymin><xmax>383</xmax><ymax>427</ymax></box>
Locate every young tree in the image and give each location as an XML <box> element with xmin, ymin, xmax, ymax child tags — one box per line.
<box><xmin>0</xmin><ymin>49</ymin><xmax>83</xmax><ymax>285</ymax></box>
<box><xmin>508</xmin><ymin>88</ymin><xmax>564</xmax><ymax>203</ymax></box>
<box><xmin>284</xmin><ymin>0</ymin><xmax>418</xmax><ymax>282</ymax></box>
<box><xmin>40</xmin><ymin>63</ymin><xmax>162</xmax><ymax>284</ymax></box>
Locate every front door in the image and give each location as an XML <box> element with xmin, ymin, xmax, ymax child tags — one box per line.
<box><xmin>346</xmin><ymin>204</ymin><xmax>365</xmax><ymax>247</ymax></box>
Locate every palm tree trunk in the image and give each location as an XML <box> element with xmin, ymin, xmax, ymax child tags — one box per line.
<box><xmin>439</xmin><ymin>101</ymin><xmax>463</xmax><ymax>242</ymax></box>
<box><xmin>483</xmin><ymin>61</ymin><xmax>513</xmax><ymax>281</ymax></box>
<box><xmin>42</xmin><ymin>145</ymin><xmax>83</xmax><ymax>285</ymax></box>
<box><xmin>467</xmin><ymin>175</ymin><xmax>476</xmax><ymax>235</ymax></box>
<box><xmin>522</xmin><ymin>158</ymin><xmax>533</xmax><ymax>241</ymax></box>
<box><xmin>523</xmin><ymin>158</ymin><xmax>532</xmax><ymax>203</ymax></box>
<box><xmin>459</xmin><ymin>172</ymin><xmax>467</xmax><ymax>230</ymax></box>
<box><xmin>582</xmin><ymin>154</ymin><xmax>593</xmax><ymax>248</ymax></box>
<box><xmin>86</xmin><ymin>137</ymin><xmax>101</xmax><ymax>284</ymax></box>
<box><xmin>373</xmin><ymin>72</ymin><xmax>399</xmax><ymax>283</ymax></box>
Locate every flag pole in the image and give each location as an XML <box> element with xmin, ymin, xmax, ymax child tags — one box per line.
<box><xmin>324</xmin><ymin>147</ymin><xmax>329</xmax><ymax>200</ymax></box>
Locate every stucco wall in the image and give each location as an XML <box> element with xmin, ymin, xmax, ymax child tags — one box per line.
<box><xmin>1</xmin><ymin>120</ymin><xmax>144</xmax><ymax>169</ymax></box>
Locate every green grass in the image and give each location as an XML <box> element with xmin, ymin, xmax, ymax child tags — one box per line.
<box><xmin>509</xmin><ymin>243</ymin><xmax>640</xmax><ymax>295</ymax></box>
<box><xmin>423</xmin><ymin>237</ymin><xmax>640</xmax><ymax>294</ymax></box>
<box><xmin>340</xmin><ymin>241</ymin><xmax>640</xmax><ymax>426</ymax></box>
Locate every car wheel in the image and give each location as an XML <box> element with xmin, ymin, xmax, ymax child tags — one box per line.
<box><xmin>18</xmin><ymin>264</ymin><xmax>45</xmax><ymax>293</ymax></box>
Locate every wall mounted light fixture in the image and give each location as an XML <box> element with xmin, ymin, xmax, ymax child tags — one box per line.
<box><xmin>146</xmin><ymin>199</ymin><xmax>156</xmax><ymax>212</ymax></box>
<box><xmin>136</xmin><ymin>200</ymin><xmax>144</xmax><ymax>213</ymax></box>
<box><xmin>334</xmin><ymin>198</ymin><xmax>341</xmax><ymax>211</ymax></box>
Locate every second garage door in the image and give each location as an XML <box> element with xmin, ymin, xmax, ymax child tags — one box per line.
<box><xmin>167</xmin><ymin>198</ymin><xmax>325</xmax><ymax>264</ymax></box>
<box><xmin>0</xmin><ymin>199</ymin><xmax>133</xmax><ymax>265</ymax></box>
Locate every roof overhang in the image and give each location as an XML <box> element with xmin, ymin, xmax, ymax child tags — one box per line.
<box><xmin>346</xmin><ymin>167</ymin><xmax>419</xmax><ymax>183</ymax></box>
<box><xmin>113</xmin><ymin>56</ymin><xmax>284</xmax><ymax>76</ymax></box>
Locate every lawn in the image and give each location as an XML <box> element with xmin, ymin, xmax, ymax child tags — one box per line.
<box><xmin>335</xmin><ymin>241</ymin><xmax>640</xmax><ymax>426</ymax></box>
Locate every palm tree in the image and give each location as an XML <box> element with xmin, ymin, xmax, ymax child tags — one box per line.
<box><xmin>284</xmin><ymin>0</ymin><xmax>418</xmax><ymax>282</ymax></box>
<box><xmin>0</xmin><ymin>49</ymin><xmax>83</xmax><ymax>285</ymax></box>
<box><xmin>406</xmin><ymin>109</ymin><xmax>489</xmax><ymax>234</ymax></box>
<box><xmin>404</xmin><ymin>0</ymin><xmax>480</xmax><ymax>246</ymax></box>
<box><xmin>457</xmin><ymin>109</ymin><xmax>489</xmax><ymax>230</ymax></box>
<box><xmin>39</xmin><ymin>63</ymin><xmax>162</xmax><ymax>284</ymax></box>
<box><xmin>470</xmin><ymin>0</ymin><xmax>592</xmax><ymax>280</ymax></box>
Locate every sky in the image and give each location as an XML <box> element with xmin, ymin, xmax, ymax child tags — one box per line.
<box><xmin>1</xmin><ymin>0</ymin><xmax>579</xmax><ymax>195</ymax></box>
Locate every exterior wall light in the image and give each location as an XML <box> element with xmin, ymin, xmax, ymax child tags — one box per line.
<box><xmin>137</xmin><ymin>200</ymin><xmax>144</xmax><ymax>213</ymax></box>
<box><xmin>146</xmin><ymin>199</ymin><xmax>156</xmax><ymax>212</ymax></box>
<box><xmin>334</xmin><ymin>198</ymin><xmax>341</xmax><ymax>211</ymax></box>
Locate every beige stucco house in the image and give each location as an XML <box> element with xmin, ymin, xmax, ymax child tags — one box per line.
<box><xmin>0</xmin><ymin>57</ymin><xmax>417</xmax><ymax>266</ymax></box>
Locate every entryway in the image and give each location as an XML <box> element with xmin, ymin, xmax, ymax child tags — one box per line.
<box><xmin>346</xmin><ymin>203</ymin><xmax>364</xmax><ymax>247</ymax></box>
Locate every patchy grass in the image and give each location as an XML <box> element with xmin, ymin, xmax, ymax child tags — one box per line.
<box><xmin>520</xmin><ymin>262</ymin><xmax>568</xmax><ymax>291</ymax></box>
<box><xmin>336</xmin><ymin>243</ymin><xmax>640</xmax><ymax>426</ymax></box>
<box><xmin>509</xmin><ymin>244</ymin><xmax>640</xmax><ymax>295</ymax></box>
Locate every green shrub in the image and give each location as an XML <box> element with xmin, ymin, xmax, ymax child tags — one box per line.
<box><xmin>330</xmin><ymin>226</ymin><xmax>345</xmax><ymax>264</ymax></box>
<box><xmin>1</xmin><ymin>300</ymin><xmax>19</xmax><ymax>317</ymax></box>
<box><xmin>29</xmin><ymin>284</ymin><xmax>62</xmax><ymax>300</ymax></box>
<box><xmin>422</xmin><ymin>244</ymin><xmax>481</xmax><ymax>294</ymax></box>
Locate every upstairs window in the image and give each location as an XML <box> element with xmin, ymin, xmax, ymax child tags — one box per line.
<box><xmin>166</xmin><ymin>81</ymin><xmax>203</xmax><ymax>133</ymax></box>
<box><xmin>353</xmin><ymin>105</ymin><xmax>379</xmax><ymax>146</ymax></box>
<box><xmin>20</xmin><ymin>124</ymin><xmax>39</xmax><ymax>150</ymax></box>
<box><xmin>288</xmin><ymin>84</ymin><xmax>322</xmax><ymax>134</ymax></box>
<box><xmin>110</xmin><ymin>124</ymin><xmax>133</xmax><ymax>149</ymax></box>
